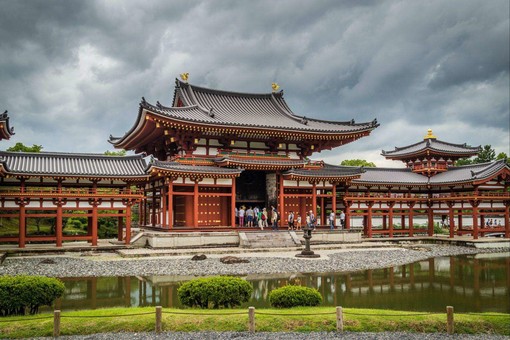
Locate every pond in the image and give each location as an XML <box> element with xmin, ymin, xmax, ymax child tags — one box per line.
<box><xmin>48</xmin><ymin>253</ymin><xmax>510</xmax><ymax>313</ymax></box>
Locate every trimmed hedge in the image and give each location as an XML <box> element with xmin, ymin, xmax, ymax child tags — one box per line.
<box><xmin>269</xmin><ymin>285</ymin><xmax>322</xmax><ymax>308</ymax></box>
<box><xmin>0</xmin><ymin>275</ymin><xmax>65</xmax><ymax>316</ymax></box>
<box><xmin>177</xmin><ymin>276</ymin><xmax>253</xmax><ymax>309</ymax></box>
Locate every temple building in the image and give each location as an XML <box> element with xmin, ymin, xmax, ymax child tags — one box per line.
<box><xmin>0</xmin><ymin>79</ymin><xmax>509</xmax><ymax>248</ymax></box>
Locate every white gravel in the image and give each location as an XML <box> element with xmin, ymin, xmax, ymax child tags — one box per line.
<box><xmin>0</xmin><ymin>244</ymin><xmax>506</xmax><ymax>278</ymax></box>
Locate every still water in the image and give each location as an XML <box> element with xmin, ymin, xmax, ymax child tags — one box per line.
<box><xmin>49</xmin><ymin>254</ymin><xmax>510</xmax><ymax>313</ymax></box>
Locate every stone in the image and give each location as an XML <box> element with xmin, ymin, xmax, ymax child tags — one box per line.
<box><xmin>220</xmin><ymin>256</ymin><xmax>250</xmax><ymax>264</ymax></box>
<box><xmin>38</xmin><ymin>259</ymin><xmax>56</xmax><ymax>265</ymax></box>
<box><xmin>191</xmin><ymin>254</ymin><xmax>207</xmax><ymax>261</ymax></box>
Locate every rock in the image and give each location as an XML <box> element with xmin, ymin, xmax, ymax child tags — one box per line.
<box><xmin>38</xmin><ymin>259</ymin><xmax>56</xmax><ymax>265</ymax></box>
<box><xmin>191</xmin><ymin>254</ymin><xmax>207</xmax><ymax>261</ymax></box>
<box><xmin>220</xmin><ymin>256</ymin><xmax>250</xmax><ymax>264</ymax></box>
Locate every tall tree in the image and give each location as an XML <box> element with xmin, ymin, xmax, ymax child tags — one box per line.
<box><xmin>340</xmin><ymin>159</ymin><xmax>376</xmax><ymax>167</ymax></box>
<box><xmin>6</xmin><ymin>142</ymin><xmax>43</xmax><ymax>152</ymax></box>
<box><xmin>474</xmin><ymin>144</ymin><xmax>496</xmax><ymax>163</ymax></box>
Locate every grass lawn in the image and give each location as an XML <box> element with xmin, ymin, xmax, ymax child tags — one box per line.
<box><xmin>0</xmin><ymin>307</ymin><xmax>508</xmax><ymax>338</ymax></box>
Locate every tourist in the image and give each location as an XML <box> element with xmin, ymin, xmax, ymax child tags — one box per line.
<box><xmin>340</xmin><ymin>210</ymin><xmax>345</xmax><ymax>230</ymax></box>
<box><xmin>288</xmin><ymin>211</ymin><xmax>295</xmax><ymax>230</ymax></box>
<box><xmin>238</xmin><ymin>206</ymin><xmax>245</xmax><ymax>227</ymax></box>
<box><xmin>253</xmin><ymin>206</ymin><xmax>259</xmax><ymax>227</ymax></box>
<box><xmin>271</xmin><ymin>207</ymin><xmax>279</xmax><ymax>231</ymax></box>
<box><xmin>235</xmin><ymin>207</ymin><xmax>239</xmax><ymax>226</ymax></box>
<box><xmin>246</xmin><ymin>206</ymin><xmax>254</xmax><ymax>227</ymax></box>
<box><xmin>260</xmin><ymin>208</ymin><xmax>268</xmax><ymax>230</ymax></box>
<box><xmin>309</xmin><ymin>210</ymin><xmax>316</xmax><ymax>230</ymax></box>
<box><xmin>329</xmin><ymin>210</ymin><xmax>335</xmax><ymax>230</ymax></box>
<box><xmin>296</xmin><ymin>213</ymin><xmax>302</xmax><ymax>230</ymax></box>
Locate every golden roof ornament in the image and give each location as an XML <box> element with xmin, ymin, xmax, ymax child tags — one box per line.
<box><xmin>180</xmin><ymin>73</ymin><xmax>189</xmax><ymax>82</ymax></box>
<box><xmin>424</xmin><ymin>129</ymin><xmax>437</xmax><ymax>140</ymax></box>
<box><xmin>271</xmin><ymin>82</ymin><xmax>280</xmax><ymax>92</ymax></box>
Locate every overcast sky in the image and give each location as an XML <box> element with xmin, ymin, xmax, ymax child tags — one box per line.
<box><xmin>0</xmin><ymin>0</ymin><xmax>508</xmax><ymax>167</ymax></box>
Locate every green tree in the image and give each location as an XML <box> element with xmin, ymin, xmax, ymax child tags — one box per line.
<box><xmin>340</xmin><ymin>159</ymin><xmax>376</xmax><ymax>167</ymax></box>
<box><xmin>474</xmin><ymin>144</ymin><xmax>496</xmax><ymax>163</ymax></box>
<box><xmin>104</xmin><ymin>150</ymin><xmax>126</xmax><ymax>156</ymax></box>
<box><xmin>496</xmin><ymin>152</ymin><xmax>508</xmax><ymax>163</ymax></box>
<box><xmin>6</xmin><ymin>142</ymin><xmax>43</xmax><ymax>152</ymax></box>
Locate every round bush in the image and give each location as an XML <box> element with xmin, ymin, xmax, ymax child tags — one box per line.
<box><xmin>177</xmin><ymin>276</ymin><xmax>253</xmax><ymax>309</ymax></box>
<box><xmin>269</xmin><ymin>285</ymin><xmax>322</xmax><ymax>308</ymax></box>
<box><xmin>0</xmin><ymin>275</ymin><xmax>65</xmax><ymax>316</ymax></box>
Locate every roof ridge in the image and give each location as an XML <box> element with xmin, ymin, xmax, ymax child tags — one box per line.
<box><xmin>177</xmin><ymin>79</ymin><xmax>275</xmax><ymax>98</ymax></box>
<box><xmin>433</xmin><ymin>139</ymin><xmax>480</xmax><ymax>150</ymax></box>
<box><xmin>0</xmin><ymin>150</ymin><xmax>144</xmax><ymax>160</ymax></box>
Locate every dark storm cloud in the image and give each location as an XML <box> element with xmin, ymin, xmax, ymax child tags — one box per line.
<box><xmin>0</xmin><ymin>0</ymin><xmax>508</xmax><ymax>165</ymax></box>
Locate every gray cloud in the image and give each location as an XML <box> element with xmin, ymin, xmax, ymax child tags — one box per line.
<box><xmin>0</xmin><ymin>0</ymin><xmax>508</xmax><ymax>164</ymax></box>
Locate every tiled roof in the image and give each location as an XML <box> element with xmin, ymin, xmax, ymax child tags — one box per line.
<box><xmin>0</xmin><ymin>111</ymin><xmax>14</xmax><ymax>140</ymax></box>
<box><xmin>0</xmin><ymin>151</ymin><xmax>147</xmax><ymax>178</ymax></box>
<box><xmin>429</xmin><ymin>160</ymin><xmax>509</xmax><ymax>185</ymax></box>
<box><xmin>284</xmin><ymin>164</ymin><xmax>363</xmax><ymax>178</ymax></box>
<box><xmin>348</xmin><ymin>160</ymin><xmax>510</xmax><ymax>186</ymax></box>
<box><xmin>352</xmin><ymin>167</ymin><xmax>428</xmax><ymax>185</ymax></box>
<box><xmin>214</xmin><ymin>156</ymin><xmax>308</xmax><ymax>169</ymax></box>
<box><xmin>382</xmin><ymin>138</ymin><xmax>480</xmax><ymax>158</ymax></box>
<box><xmin>169</xmin><ymin>80</ymin><xmax>378</xmax><ymax>133</ymax></box>
<box><xmin>149</xmin><ymin>159</ymin><xmax>242</xmax><ymax>176</ymax></box>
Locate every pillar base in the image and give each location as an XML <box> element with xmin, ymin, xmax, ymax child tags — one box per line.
<box><xmin>295</xmin><ymin>251</ymin><xmax>320</xmax><ymax>258</ymax></box>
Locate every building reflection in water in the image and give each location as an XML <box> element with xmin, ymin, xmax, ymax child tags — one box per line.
<box><xmin>50</xmin><ymin>254</ymin><xmax>510</xmax><ymax>313</ymax></box>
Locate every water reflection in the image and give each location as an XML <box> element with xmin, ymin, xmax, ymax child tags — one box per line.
<box><xmin>50</xmin><ymin>254</ymin><xmax>510</xmax><ymax>313</ymax></box>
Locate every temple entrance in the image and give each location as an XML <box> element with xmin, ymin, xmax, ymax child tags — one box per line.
<box><xmin>235</xmin><ymin>170</ymin><xmax>267</xmax><ymax>210</ymax></box>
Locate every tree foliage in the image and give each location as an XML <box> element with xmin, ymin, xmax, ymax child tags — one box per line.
<box><xmin>269</xmin><ymin>285</ymin><xmax>323</xmax><ymax>308</ymax></box>
<box><xmin>340</xmin><ymin>159</ymin><xmax>376</xmax><ymax>167</ymax></box>
<box><xmin>104</xmin><ymin>150</ymin><xmax>126</xmax><ymax>156</ymax></box>
<box><xmin>0</xmin><ymin>275</ymin><xmax>64</xmax><ymax>316</ymax></box>
<box><xmin>177</xmin><ymin>276</ymin><xmax>253</xmax><ymax>309</ymax></box>
<box><xmin>6</xmin><ymin>142</ymin><xmax>43</xmax><ymax>152</ymax></box>
<box><xmin>455</xmin><ymin>145</ymin><xmax>508</xmax><ymax>166</ymax></box>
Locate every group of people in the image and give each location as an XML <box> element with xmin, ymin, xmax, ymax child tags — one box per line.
<box><xmin>485</xmin><ymin>219</ymin><xmax>502</xmax><ymax>227</ymax></box>
<box><xmin>235</xmin><ymin>206</ymin><xmax>346</xmax><ymax>231</ymax></box>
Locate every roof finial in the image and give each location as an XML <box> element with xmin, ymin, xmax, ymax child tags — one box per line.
<box><xmin>271</xmin><ymin>82</ymin><xmax>280</xmax><ymax>92</ymax></box>
<box><xmin>424</xmin><ymin>128</ymin><xmax>436</xmax><ymax>140</ymax></box>
<box><xmin>180</xmin><ymin>73</ymin><xmax>189</xmax><ymax>82</ymax></box>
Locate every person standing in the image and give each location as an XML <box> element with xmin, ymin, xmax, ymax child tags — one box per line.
<box><xmin>340</xmin><ymin>210</ymin><xmax>346</xmax><ymax>230</ymax></box>
<box><xmin>261</xmin><ymin>208</ymin><xmax>268</xmax><ymax>230</ymax></box>
<box><xmin>238</xmin><ymin>206</ymin><xmax>245</xmax><ymax>227</ymax></box>
<box><xmin>288</xmin><ymin>211</ymin><xmax>295</xmax><ymax>230</ymax></box>
<box><xmin>246</xmin><ymin>206</ymin><xmax>254</xmax><ymax>228</ymax></box>
<box><xmin>309</xmin><ymin>210</ymin><xmax>316</xmax><ymax>230</ymax></box>
<box><xmin>253</xmin><ymin>206</ymin><xmax>259</xmax><ymax>227</ymax></box>
<box><xmin>296</xmin><ymin>213</ymin><xmax>302</xmax><ymax>230</ymax></box>
<box><xmin>271</xmin><ymin>207</ymin><xmax>279</xmax><ymax>231</ymax></box>
<box><xmin>329</xmin><ymin>210</ymin><xmax>335</xmax><ymax>230</ymax></box>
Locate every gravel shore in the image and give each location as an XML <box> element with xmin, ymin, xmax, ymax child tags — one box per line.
<box><xmin>0</xmin><ymin>244</ymin><xmax>507</xmax><ymax>278</ymax></box>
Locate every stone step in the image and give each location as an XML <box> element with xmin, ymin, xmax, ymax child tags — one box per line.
<box><xmin>239</xmin><ymin>231</ymin><xmax>301</xmax><ymax>248</ymax></box>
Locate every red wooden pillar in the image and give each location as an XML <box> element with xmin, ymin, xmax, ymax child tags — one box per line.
<box><xmin>161</xmin><ymin>186</ymin><xmax>167</xmax><ymax>228</ymax></box>
<box><xmin>193</xmin><ymin>180</ymin><xmax>199</xmax><ymax>228</ymax></box>
<box><xmin>168</xmin><ymin>180</ymin><xmax>174</xmax><ymax>229</ymax></box>
<box><xmin>388</xmin><ymin>202</ymin><xmax>394</xmax><ymax>238</ymax></box>
<box><xmin>56</xmin><ymin>202</ymin><xmax>63</xmax><ymax>247</ymax></box>
<box><xmin>504</xmin><ymin>202</ymin><xmax>510</xmax><ymax>238</ymax></box>
<box><xmin>427</xmin><ymin>202</ymin><xmax>434</xmax><ymax>236</ymax></box>
<box><xmin>331</xmin><ymin>183</ymin><xmax>337</xmax><ymax>218</ymax></box>
<box><xmin>448</xmin><ymin>202</ymin><xmax>455</xmax><ymax>238</ymax></box>
<box><xmin>401</xmin><ymin>214</ymin><xmax>406</xmax><ymax>228</ymax></box>
<box><xmin>151</xmin><ymin>185</ymin><xmax>156</xmax><ymax>227</ymax></box>
<box><xmin>125</xmin><ymin>202</ymin><xmax>132</xmax><ymax>244</ymax></box>
<box><xmin>312</xmin><ymin>182</ymin><xmax>317</xmax><ymax>221</ymax></box>
<box><xmin>231</xmin><ymin>178</ymin><xmax>236</xmax><ymax>228</ymax></box>
<box><xmin>367</xmin><ymin>202</ymin><xmax>373</xmax><ymax>238</ymax></box>
<box><xmin>471</xmin><ymin>200</ymin><xmax>479</xmax><ymax>240</ymax></box>
<box><xmin>91</xmin><ymin>203</ymin><xmax>98</xmax><ymax>246</ymax></box>
<box><xmin>18</xmin><ymin>201</ymin><xmax>27</xmax><ymax>248</ymax></box>
<box><xmin>408</xmin><ymin>202</ymin><xmax>414</xmax><ymax>237</ymax></box>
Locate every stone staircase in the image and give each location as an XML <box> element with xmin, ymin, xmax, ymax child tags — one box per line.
<box><xmin>239</xmin><ymin>231</ymin><xmax>301</xmax><ymax>248</ymax></box>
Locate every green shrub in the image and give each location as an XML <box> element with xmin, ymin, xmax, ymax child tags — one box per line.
<box><xmin>0</xmin><ymin>275</ymin><xmax>65</xmax><ymax>316</ymax></box>
<box><xmin>177</xmin><ymin>276</ymin><xmax>253</xmax><ymax>309</ymax></box>
<box><xmin>269</xmin><ymin>285</ymin><xmax>322</xmax><ymax>308</ymax></box>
